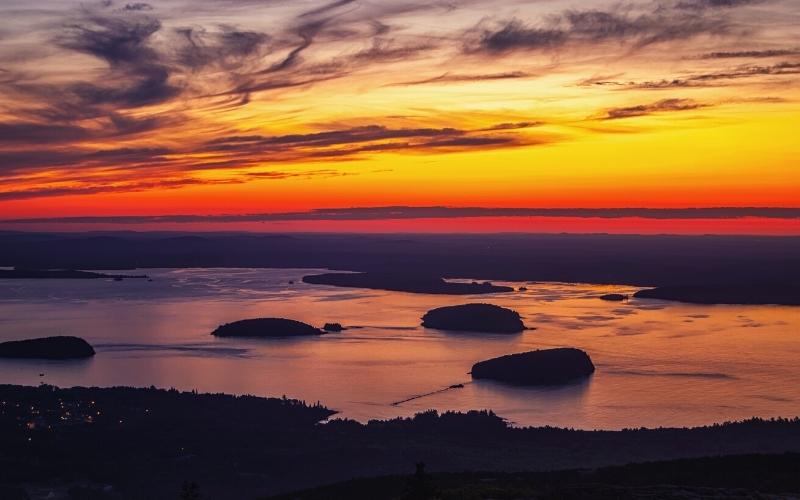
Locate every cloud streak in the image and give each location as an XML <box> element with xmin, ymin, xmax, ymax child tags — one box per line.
<box><xmin>4</xmin><ymin>206</ymin><xmax>800</xmax><ymax>224</ymax></box>
<box><xmin>602</xmin><ymin>99</ymin><xmax>707</xmax><ymax>119</ymax></box>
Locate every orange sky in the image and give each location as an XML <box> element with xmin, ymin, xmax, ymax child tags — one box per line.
<box><xmin>0</xmin><ymin>0</ymin><xmax>799</xmax><ymax>232</ymax></box>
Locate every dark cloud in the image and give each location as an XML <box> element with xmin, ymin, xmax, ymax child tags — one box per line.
<box><xmin>0</xmin><ymin>122</ymin><xmax>91</xmax><ymax>144</ymax></box>
<box><xmin>0</xmin><ymin>177</ymin><xmax>233</xmax><ymax>201</ymax></box>
<box><xmin>675</xmin><ymin>0</ymin><xmax>760</xmax><ymax>10</ymax></box>
<box><xmin>0</xmin><ymin>146</ymin><xmax>173</xmax><ymax>176</ymax></box>
<box><xmin>123</xmin><ymin>3</ymin><xmax>153</xmax><ymax>11</ymax></box>
<box><xmin>603</xmin><ymin>98</ymin><xmax>706</xmax><ymax>119</ymax></box>
<box><xmin>299</xmin><ymin>0</ymin><xmax>357</xmax><ymax>18</ymax></box>
<box><xmin>0</xmin><ymin>121</ymin><xmax>539</xmax><ymax>185</ymax></box>
<box><xmin>702</xmin><ymin>49</ymin><xmax>800</xmax><ymax>58</ymax></box>
<box><xmin>628</xmin><ymin>62</ymin><xmax>800</xmax><ymax>89</ymax></box>
<box><xmin>58</xmin><ymin>13</ymin><xmax>180</xmax><ymax>107</ymax></box>
<box><xmin>474</xmin><ymin>21</ymin><xmax>565</xmax><ymax>53</ymax></box>
<box><xmin>468</xmin><ymin>4</ymin><xmax>734</xmax><ymax>54</ymax></box>
<box><xmin>5</xmin><ymin>206</ymin><xmax>800</xmax><ymax>224</ymax></box>
<box><xmin>201</xmin><ymin>123</ymin><xmax>540</xmax><ymax>162</ymax></box>
<box><xmin>175</xmin><ymin>26</ymin><xmax>269</xmax><ymax>71</ymax></box>
<box><xmin>350</xmin><ymin>39</ymin><xmax>434</xmax><ymax>63</ymax></box>
<box><xmin>394</xmin><ymin>71</ymin><xmax>530</xmax><ymax>86</ymax></box>
<box><xmin>261</xmin><ymin>20</ymin><xmax>326</xmax><ymax>74</ymax></box>
<box><xmin>206</xmin><ymin>125</ymin><xmax>463</xmax><ymax>149</ymax></box>
<box><xmin>481</xmin><ymin>121</ymin><xmax>542</xmax><ymax>131</ymax></box>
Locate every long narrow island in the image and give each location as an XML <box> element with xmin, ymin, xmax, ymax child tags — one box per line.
<box><xmin>0</xmin><ymin>268</ymin><xmax>148</xmax><ymax>280</ymax></box>
<box><xmin>302</xmin><ymin>272</ymin><xmax>514</xmax><ymax>294</ymax></box>
<box><xmin>634</xmin><ymin>285</ymin><xmax>800</xmax><ymax>305</ymax></box>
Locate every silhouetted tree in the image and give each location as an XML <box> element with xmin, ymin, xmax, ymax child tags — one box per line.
<box><xmin>179</xmin><ymin>481</ymin><xmax>200</xmax><ymax>500</ymax></box>
<box><xmin>403</xmin><ymin>461</ymin><xmax>437</xmax><ymax>499</ymax></box>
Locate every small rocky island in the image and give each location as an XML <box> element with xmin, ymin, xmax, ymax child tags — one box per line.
<box><xmin>0</xmin><ymin>336</ymin><xmax>96</xmax><ymax>360</ymax></box>
<box><xmin>422</xmin><ymin>303</ymin><xmax>526</xmax><ymax>333</ymax></box>
<box><xmin>212</xmin><ymin>318</ymin><xmax>324</xmax><ymax>338</ymax></box>
<box><xmin>599</xmin><ymin>293</ymin><xmax>628</xmax><ymax>301</ymax></box>
<box><xmin>322</xmin><ymin>323</ymin><xmax>345</xmax><ymax>332</ymax></box>
<box><xmin>471</xmin><ymin>348</ymin><xmax>595</xmax><ymax>385</ymax></box>
<box><xmin>0</xmin><ymin>268</ymin><xmax>147</xmax><ymax>280</ymax></box>
<box><xmin>302</xmin><ymin>272</ymin><xmax>514</xmax><ymax>294</ymax></box>
<box><xmin>634</xmin><ymin>285</ymin><xmax>800</xmax><ymax>305</ymax></box>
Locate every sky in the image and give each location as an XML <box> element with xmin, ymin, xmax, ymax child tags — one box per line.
<box><xmin>0</xmin><ymin>0</ymin><xmax>799</xmax><ymax>233</ymax></box>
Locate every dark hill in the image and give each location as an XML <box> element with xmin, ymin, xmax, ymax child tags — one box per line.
<box><xmin>0</xmin><ymin>336</ymin><xmax>95</xmax><ymax>359</ymax></box>
<box><xmin>303</xmin><ymin>272</ymin><xmax>513</xmax><ymax>294</ymax></box>
<box><xmin>421</xmin><ymin>303</ymin><xmax>525</xmax><ymax>333</ymax></box>
<box><xmin>471</xmin><ymin>348</ymin><xmax>595</xmax><ymax>385</ymax></box>
<box><xmin>211</xmin><ymin>318</ymin><xmax>323</xmax><ymax>338</ymax></box>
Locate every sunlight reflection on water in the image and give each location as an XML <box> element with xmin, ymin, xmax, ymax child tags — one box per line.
<box><xmin>1</xmin><ymin>267</ymin><xmax>798</xmax><ymax>429</ymax></box>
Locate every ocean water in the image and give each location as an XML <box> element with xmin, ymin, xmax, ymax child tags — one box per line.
<box><xmin>0</xmin><ymin>267</ymin><xmax>798</xmax><ymax>429</ymax></box>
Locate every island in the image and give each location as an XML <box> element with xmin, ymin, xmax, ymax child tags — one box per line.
<box><xmin>302</xmin><ymin>272</ymin><xmax>514</xmax><ymax>294</ymax></box>
<box><xmin>322</xmin><ymin>323</ymin><xmax>345</xmax><ymax>332</ymax></box>
<box><xmin>421</xmin><ymin>303</ymin><xmax>526</xmax><ymax>333</ymax></box>
<box><xmin>0</xmin><ymin>268</ymin><xmax>148</xmax><ymax>280</ymax></box>
<box><xmin>0</xmin><ymin>336</ymin><xmax>96</xmax><ymax>360</ymax></box>
<box><xmin>471</xmin><ymin>347</ymin><xmax>595</xmax><ymax>385</ymax></box>
<box><xmin>211</xmin><ymin>318</ymin><xmax>324</xmax><ymax>337</ymax></box>
<box><xmin>599</xmin><ymin>293</ymin><xmax>628</xmax><ymax>301</ymax></box>
<box><xmin>634</xmin><ymin>285</ymin><xmax>800</xmax><ymax>305</ymax></box>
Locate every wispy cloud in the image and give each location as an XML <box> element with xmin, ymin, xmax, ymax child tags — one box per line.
<box><xmin>602</xmin><ymin>98</ymin><xmax>707</xmax><ymax>119</ymax></box>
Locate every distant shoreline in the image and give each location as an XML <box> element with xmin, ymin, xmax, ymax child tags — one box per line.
<box><xmin>2</xmin><ymin>232</ymin><xmax>798</xmax><ymax>289</ymax></box>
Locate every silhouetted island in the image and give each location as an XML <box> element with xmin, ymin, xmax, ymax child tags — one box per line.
<box><xmin>599</xmin><ymin>293</ymin><xmax>627</xmax><ymax>301</ymax></box>
<box><xmin>422</xmin><ymin>303</ymin><xmax>526</xmax><ymax>333</ymax></box>
<box><xmin>0</xmin><ymin>336</ymin><xmax>95</xmax><ymax>360</ymax></box>
<box><xmin>302</xmin><ymin>272</ymin><xmax>513</xmax><ymax>294</ymax></box>
<box><xmin>322</xmin><ymin>323</ymin><xmax>345</xmax><ymax>332</ymax></box>
<box><xmin>634</xmin><ymin>285</ymin><xmax>800</xmax><ymax>305</ymax></box>
<box><xmin>471</xmin><ymin>348</ymin><xmax>595</xmax><ymax>385</ymax></box>
<box><xmin>0</xmin><ymin>267</ymin><xmax>148</xmax><ymax>280</ymax></box>
<box><xmin>211</xmin><ymin>318</ymin><xmax>324</xmax><ymax>337</ymax></box>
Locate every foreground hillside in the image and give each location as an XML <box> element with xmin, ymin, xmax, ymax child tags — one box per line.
<box><xmin>2</xmin><ymin>385</ymin><xmax>800</xmax><ymax>499</ymax></box>
<box><xmin>270</xmin><ymin>453</ymin><xmax>800</xmax><ymax>499</ymax></box>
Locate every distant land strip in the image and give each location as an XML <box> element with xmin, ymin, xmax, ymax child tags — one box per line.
<box><xmin>4</xmin><ymin>207</ymin><xmax>800</xmax><ymax>224</ymax></box>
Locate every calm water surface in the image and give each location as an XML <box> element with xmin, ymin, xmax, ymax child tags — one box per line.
<box><xmin>1</xmin><ymin>268</ymin><xmax>798</xmax><ymax>429</ymax></box>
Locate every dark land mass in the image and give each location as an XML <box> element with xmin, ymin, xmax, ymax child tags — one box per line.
<box><xmin>3</xmin><ymin>385</ymin><xmax>800</xmax><ymax>499</ymax></box>
<box><xmin>1</xmin><ymin>233</ymin><xmax>799</xmax><ymax>289</ymax></box>
<box><xmin>211</xmin><ymin>318</ymin><xmax>323</xmax><ymax>338</ymax></box>
<box><xmin>0</xmin><ymin>336</ymin><xmax>95</xmax><ymax>360</ymax></box>
<box><xmin>599</xmin><ymin>293</ymin><xmax>627</xmax><ymax>301</ymax></box>
<box><xmin>0</xmin><ymin>268</ymin><xmax>147</xmax><ymax>280</ymax></box>
<box><xmin>270</xmin><ymin>453</ymin><xmax>800</xmax><ymax>499</ymax></box>
<box><xmin>302</xmin><ymin>272</ymin><xmax>513</xmax><ymax>294</ymax></box>
<box><xmin>471</xmin><ymin>348</ymin><xmax>595</xmax><ymax>385</ymax></box>
<box><xmin>322</xmin><ymin>322</ymin><xmax>345</xmax><ymax>332</ymax></box>
<box><xmin>635</xmin><ymin>285</ymin><xmax>800</xmax><ymax>305</ymax></box>
<box><xmin>422</xmin><ymin>303</ymin><xmax>526</xmax><ymax>333</ymax></box>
